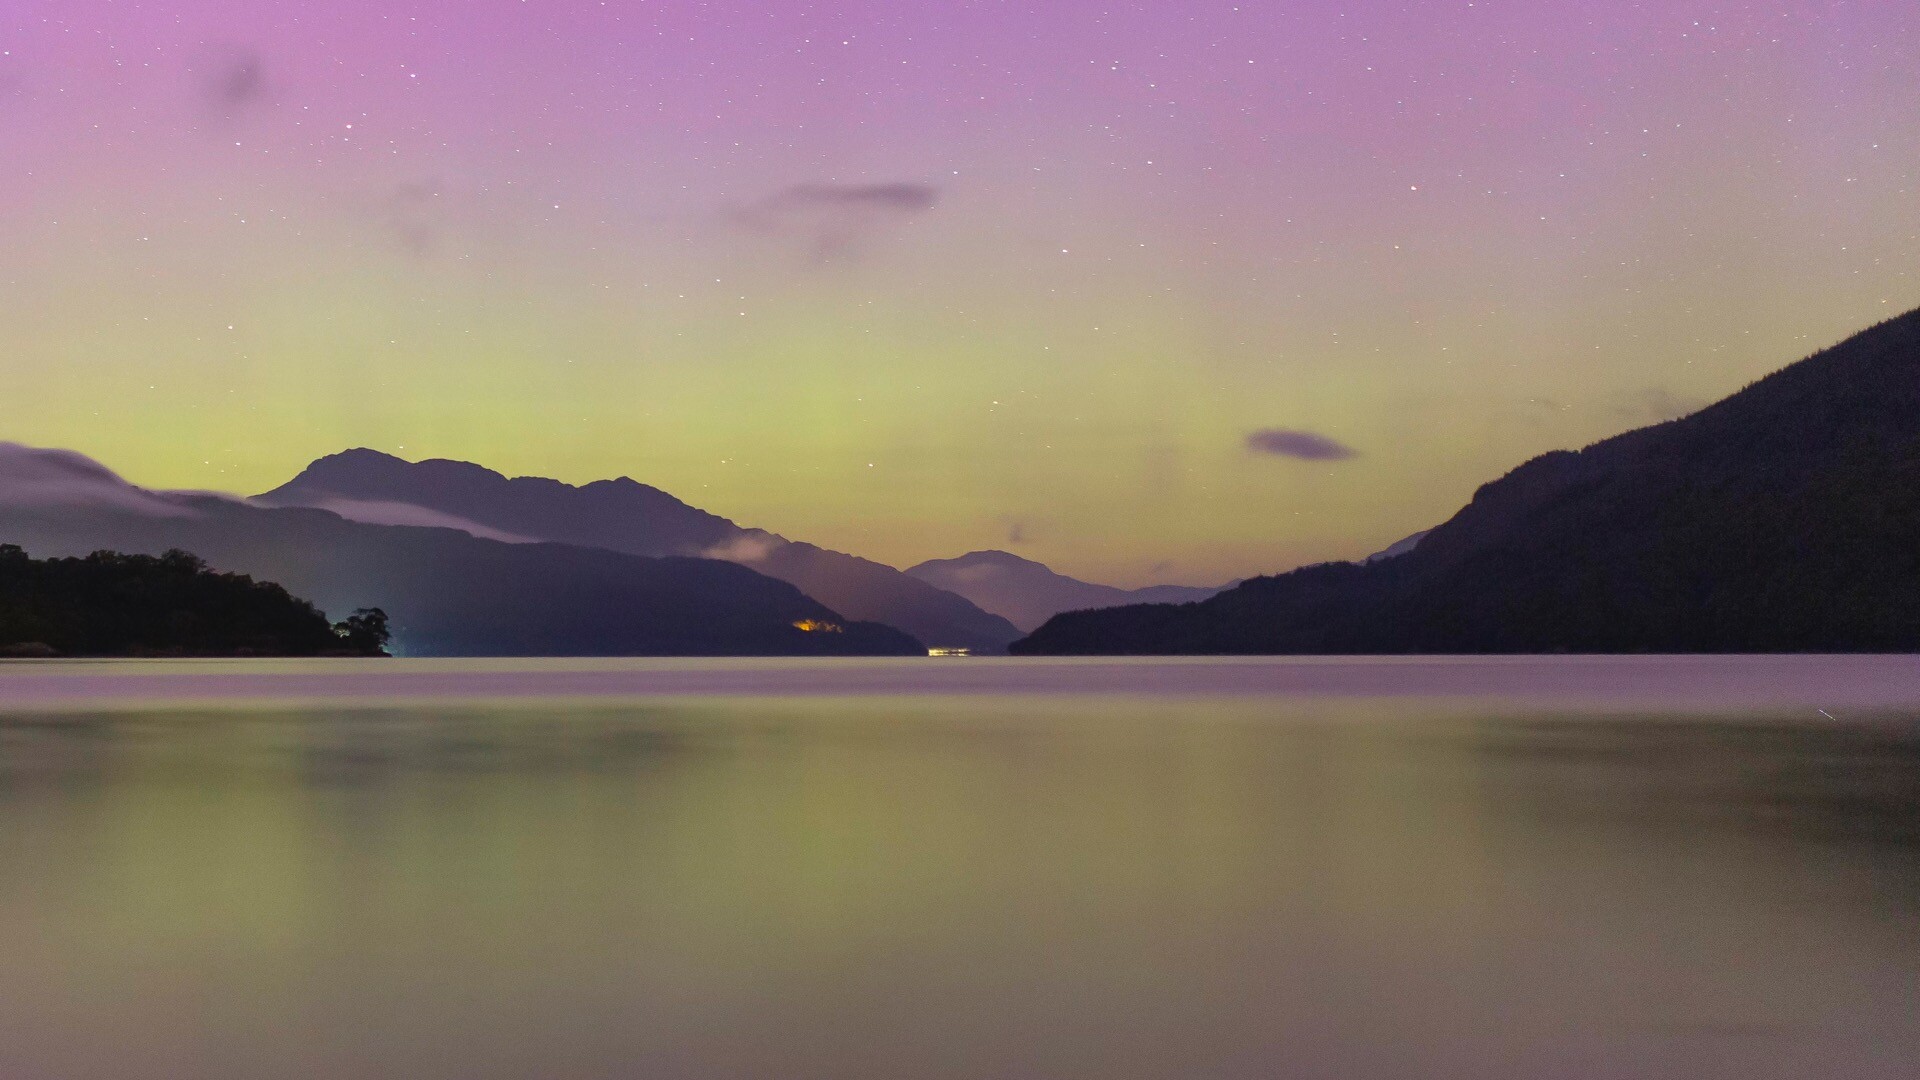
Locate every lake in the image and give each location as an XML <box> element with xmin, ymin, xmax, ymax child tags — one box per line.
<box><xmin>2</xmin><ymin>656</ymin><xmax>1918</xmax><ymax>1078</ymax></box>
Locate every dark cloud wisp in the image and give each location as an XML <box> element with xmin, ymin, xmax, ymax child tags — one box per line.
<box><xmin>380</xmin><ymin>180</ymin><xmax>444</xmax><ymax>255</ymax></box>
<box><xmin>192</xmin><ymin>46</ymin><xmax>270</xmax><ymax>114</ymax></box>
<box><xmin>733</xmin><ymin>181</ymin><xmax>941</xmax><ymax>261</ymax></box>
<box><xmin>765</xmin><ymin>182</ymin><xmax>939</xmax><ymax>214</ymax></box>
<box><xmin>1245</xmin><ymin>429</ymin><xmax>1359</xmax><ymax>461</ymax></box>
<box><xmin>1614</xmin><ymin>387</ymin><xmax>1708</xmax><ymax>424</ymax></box>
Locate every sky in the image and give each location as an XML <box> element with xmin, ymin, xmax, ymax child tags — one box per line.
<box><xmin>2</xmin><ymin>0</ymin><xmax>1916</xmax><ymax>586</ymax></box>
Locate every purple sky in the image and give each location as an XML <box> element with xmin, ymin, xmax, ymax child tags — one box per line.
<box><xmin>2</xmin><ymin>0</ymin><xmax>1915</xmax><ymax>583</ymax></box>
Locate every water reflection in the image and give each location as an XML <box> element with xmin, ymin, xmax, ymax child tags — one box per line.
<box><xmin>1476</xmin><ymin>717</ymin><xmax>1920</xmax><ymax>848</ymax></box>
<box><xmin>0</xmin><ymin>671</ymin><xmax>1917</xmax><ymax>1078</ymax></box>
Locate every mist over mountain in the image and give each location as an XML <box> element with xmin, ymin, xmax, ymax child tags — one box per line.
<box><xmin>0</xmin><ymin>447</ymin><xmax>923</xmax><ymax>657</ymax></box>
<box><xmin>0</xmin><ymin>441</ymin><xmax>198</xmax><ymax>517</ymax></box>
<box><xmin>1016</xmin><ymin>307</ymin><xmax>1920</xmax><ymax>654</ymax></box>
<box><xmin>257</xmin><ymin>449</ymin><xmax>741</xmax><ymax>553</ymax></box>
<box><xmin>904</xmin><ymin>550</ymin><xmax>1225</xmax><ymax>632</ymax></box>
<box><xmin>257</xmin><ymin>450</ymin><xmax>1021</xmax><ymax>652</ymax></box>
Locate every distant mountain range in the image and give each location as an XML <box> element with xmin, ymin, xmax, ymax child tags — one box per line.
<box><xmin>256</xmin><ymin>450</ymin><xmax>1021</xmax><ymax>652</ymax></box>
<box><xmin>0</xmin><ymin>444</ymin><xmax>922</xmax><ymax>656</ymax></box>
<box><xmin>1015</xmin><ymin>307</ymin><xmax>1920</xmax><ymax>654</ymax></box>
<box><xmin>5</xmin><ymin>442</ymin><xmax>1289</xmax><ymax>657</ymax></box>
<box><xmin>904</xmin><ymin>550</ymin><xmax>1226</xmax><ymax>632</ymax></box>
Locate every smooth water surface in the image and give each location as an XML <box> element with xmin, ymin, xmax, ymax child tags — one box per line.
<box><xmin>2</xmin><ymin>656</ymin><xmax>1918</xmax><ymax>1079</ymax></box>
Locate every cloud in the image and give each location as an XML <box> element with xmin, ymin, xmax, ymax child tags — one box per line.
<box><xmin>0</xmin><ymin>442</ymin><xmax>197</xmax><ymax>517</ymax></box>
<box><xmin>732</xmin><ymin>181</ymin><xmax>941</xmax><ymax>261</ymax></box>
<box><xmin>284</xmin><ymin>498</ymin><xmax>535</xmax><ymax>543</ymax></box>
<box><xmin>378</xmin><ymin>180</ymin><xmax>444</xmax><ymax>256</ymax></box>
<box><xmin>1614</xmin><ymin>387</ymin><xmax>1708</xmax><ymax>424</ymax></box>
<box><xmin>194</xmin><ymin>46</ymin><xmax>271</xmax><ymax>113</ymax></box>
<box><xmin>1245</xmin><ymin>429</ymin><xmax>1359</xmax><ymax>461</ymax></box>
<box><xmin>697</xmin><ymin>531</ymin><xmax>784</xmax><ymax>564</ymax></box>
<box><xmin>771</xmin><ymin>182</ymin><xmax>939</xmax><ymax>214</ymax></box>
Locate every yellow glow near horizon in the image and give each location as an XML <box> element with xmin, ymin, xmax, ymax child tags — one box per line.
<box><xmin>4</xmin><ymin>3</ymin><xmax>1917</xmax><ymax>587</ymax></box>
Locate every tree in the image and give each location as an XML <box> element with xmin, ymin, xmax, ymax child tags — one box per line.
<box><xmin>158</xmin><ymin>548</ymin><xmax>208</xmax><ymax>573</ymax></box>
<box><xmin>0</xmin><ymin>546</ymin><xmax>353</xmax><ymax>656</ymax></box>
<box><xmin>334</xmin><ymin>607</ymin><xmax>392</xmax><ymax>656</ymax></box>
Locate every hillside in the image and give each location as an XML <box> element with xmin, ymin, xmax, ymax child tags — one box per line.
<box><xmin>257</xmin><ymin>451</ymin><xmax>1021</xmax><ymax>652</ymax></box>
<box><xmin>905</xmin><ymin>550</ymin><xmax>1223</xmax><ymax>632</ymax></box>
<box><xmin>0</xmin><ymin>445</ymin><xmax>924</xmax><ymax>657</ymax></box>
<box><xmin>1015</xmin><ymin>307</ymin><xmax>1920</xmax><ymax>654</ymax></box>
<box><xmin>0</xmin><ymin>544</ymin><xmax>385</xmax><ymax>657</ymax></box>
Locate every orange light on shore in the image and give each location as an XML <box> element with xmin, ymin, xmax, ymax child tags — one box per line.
<box><xmin>791</xmin><ymin>619</ymin><xmax>843</xmax><ymax>633</ymax></box>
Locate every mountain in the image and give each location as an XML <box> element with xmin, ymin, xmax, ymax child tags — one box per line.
<box><xmin>903</xmin><ymin>550</ymin><xmax>1225</xmax><ymax>632</ymax></box>
<box><xmin>255</xmin><ymin>449</ymin><xmax>1022</xmax><ymax>652</ymax></box>
<box><xmin>0</xmin><ymin>544</ymin><xmax>386</xmax><ymax>657</ymax></box>
<box><xmin>1015</xmin><ymin>307</ymin><xmax>1920</xmax><ymax>654</ymax></box>
<box><xmin>1363</xmin><ymin>530</ymin><xmax>1429</xmax><ymax>563</ymax></box>
<box><xmin>253</xmin><ymin>449</ymin><xmax>739</xmax><ymax>551</ymax></box>
<box><xmin>0</xmin><ymin>444</ymin><xmax>923</xmax><ymax>657</ymax></box>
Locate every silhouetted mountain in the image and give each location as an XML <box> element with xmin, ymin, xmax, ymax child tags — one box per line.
<box><xmin>1363</xmin><ymin>530</ymin><xmax>1429</xmax><ymax>563</ymax></box>
<box><xmin>0</xmin><ymin>445</ymin><xmax>923</xmax><ymax>657</ymax></box>
<box><xmin>257</xmin><ymin>450</ymin><xmax>1021</xmax><ymax>652</ymax></box>
<box><xmin>904</xmin><ymin>550</ymin><xmax>1225</xmax><ymax>632</ymax></box>
<box><xmin>0</xmin><ymin>544</ymin><xmax>385</xmax><ymax>657</ymax></box>
<box><xmin>255</xmin><ymin>448</ymin><xmax>740</xmax><ymax>551</ymax></box>
<box><xmin>1016</xmin><ymin>307</ymin><xmax>1920</xmax><ymax>654</ymax></box>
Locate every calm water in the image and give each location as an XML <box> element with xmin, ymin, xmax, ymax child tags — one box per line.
<box><xmin>2</xmin><ymin>656</ymin><xmax>1918</xmax><ymax>1079</ymax></box>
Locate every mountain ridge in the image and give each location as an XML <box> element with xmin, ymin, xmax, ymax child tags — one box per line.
<box><xmin>257</xmin><ymin>450</ymin><xmax>1022</xmax><ymax>651</ymax></box>
<box><xmin>1014</xmin><ymin>307</ymin><xmax>1920</xmax><ymax>654</ymax></box>
<box><xmin>0</xmin><ymin>443</ymin><xmax>925</xmax><ymax>657</ymax></box>
<box><xmin>904</xmin><ymin>549</ymin><xmax>1225</xmax><ymax>632</ymax></box>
